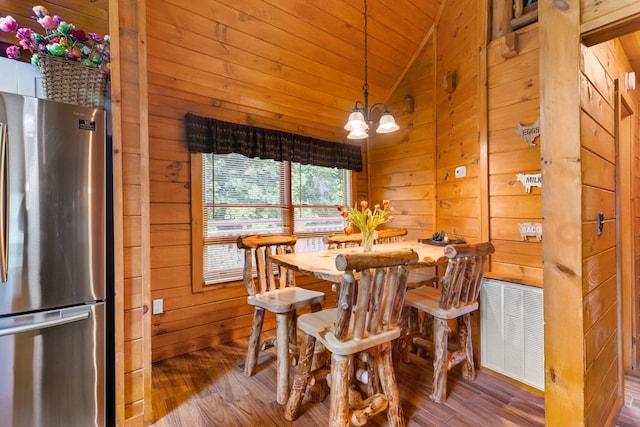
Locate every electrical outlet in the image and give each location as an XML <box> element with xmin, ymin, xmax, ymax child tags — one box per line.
<box><xmin>455</xmin><ymin>166</ymin><xmax>467</xmax><ymax>178</ymax></box>
<box><xmin>152</xmin><ymin>299</ymin><xmax>163</xmax><ymax>315</ymax></box>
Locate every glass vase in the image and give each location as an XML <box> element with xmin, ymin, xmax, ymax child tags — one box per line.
<box><xmin>362</xmin><ymin>230</ymin><xmax>377</xmax><ymax>252</ymax></box>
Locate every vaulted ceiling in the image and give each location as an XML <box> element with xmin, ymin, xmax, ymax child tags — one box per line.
<box><xmin>144</xmin><ymin>0</ymin><xmax>444</xmax><ymax>143</ymax></box>
<box><xmin>1</xmin><ymin>0</ymin><xmax>446</xmax><ymax>142</ymax></box>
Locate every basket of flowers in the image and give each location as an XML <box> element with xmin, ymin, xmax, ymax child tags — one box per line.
<box><xmin>0</xmin><ymin>5</ymin><xmax>110</xmax><ymax>108</ymax></box>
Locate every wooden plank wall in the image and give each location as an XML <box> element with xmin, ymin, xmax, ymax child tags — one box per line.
<box><xmin>110</xmin><ymin>0</ymin><xmax>153</xmax><ymax>424</ymax></box>
<box><xmin>368</xmin><ymin>38</ymin><xmax>436</xmax><ymax>240</ymax></box>
<box><xmin>580</xmin><ymin>41</ymin><xmax>619</xmax><ymax>427</ymax></box>
<box><xmin>582</xmin><ymin>38</ymin><xmax>640</xmax><ymax>424</ymax></box>
<box><xmin>146</xmin><ymin>0</ymin><xmax>340</xmax><ymax>362</ymax></box>
<box><xmin>581</xmin><ymin>0</ymin><xmax>640</xmax><ymax>34</ymax></box>
<box><xmin>434</xmin><ymin>0</ymin><xmax>483</xmax><ymax>242</ymax></box>
<box><xmin>486</xmin><ymin>25</ymin><xmax>542</xmax><ymax>287</ymax></box>
<box><xmin>635</xmin><ymin>100</ymin><xmax>640</xmax><ymax>370</ymax></box>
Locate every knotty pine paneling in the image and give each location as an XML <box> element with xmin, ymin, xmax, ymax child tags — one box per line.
<box><xmin>486</xmin><ymin>24</ymin><xmax>541</xmax><ymax>286</ymax></box>
<box><xmin>368</xmin><ymin>37</ymin><xmax>435</xmax><ymax>240</ymax></box>
<box><xmin>434</xmin><ymin>0</ymin><xmax>482</xmax><ymax>244</ymax></box>
<box><xmin>581</xmin><ymin>0</ymin><xmax>640</xmax><ymax>34</ymax></box>
<box><xmin>579</xmin><ymin>36</ymin><xmax>640</xmax><ymax>422</ymax></box>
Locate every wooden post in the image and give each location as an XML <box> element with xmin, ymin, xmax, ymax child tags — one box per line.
<box><xmin>244</xmin><ymin>307</ymin><xmax>265</xmax><ymax>376</ymax></box>
<box><xmin>376</xmin><ymin>342</ymin><xmax>405</xmax><ymax>427</ymax></box>
<box><xmin>539</xmin><ymin>0</ymin><xmax>586</xmax><ymax>424</ymax></box>
<box><xmin>430</xmin><ymin>317</ymin><xmax>450</xmax><ymax>403</ymax></box>
<box><xmin>284</xmin><ymin>333</ymin><xmax>315</xmax><ymax>421</ymax></box>
<box><xmin>276</xmin><ymin>312</ymin><xmax>290</xmax><ymax>404</ymax></box>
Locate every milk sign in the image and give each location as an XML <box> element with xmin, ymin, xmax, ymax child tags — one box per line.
<box><xmin>515</xmin><ymin>173</ymin><xmax>542</xmax><ymax>193</ymax></box>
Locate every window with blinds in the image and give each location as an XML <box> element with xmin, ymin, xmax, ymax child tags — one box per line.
<box><xmin>198</xmin><ymin>152</ymin><xmax>351</xmax><ymax>285</ymax></box>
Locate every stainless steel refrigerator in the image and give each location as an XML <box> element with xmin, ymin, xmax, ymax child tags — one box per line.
<box><xmin>0</xmin><ymin>91</ymin><xmax>107</xmax><ymax>427</ymax></box>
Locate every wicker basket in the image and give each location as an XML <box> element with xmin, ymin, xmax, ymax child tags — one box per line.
<box><xmin>38</xmin><ymin>54</ymin><xmax>107</xmax><ymax>109</ymax></box>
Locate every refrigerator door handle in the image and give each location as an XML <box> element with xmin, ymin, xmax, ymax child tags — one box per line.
<box><xmin>0</xmin><ymin>122</ymin><xmax>7</xmax><ymax>282</ymax></box>
<box><xmin>0</xmin><ymin>308</ymin><xmax>90</xmax><ymax>337</ymax></box>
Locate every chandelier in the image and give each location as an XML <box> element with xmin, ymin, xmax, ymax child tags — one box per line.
<box><xmin>344</xmin><ymin>0</ymin><xmax>400</xmax><ymax>139</ymax></box>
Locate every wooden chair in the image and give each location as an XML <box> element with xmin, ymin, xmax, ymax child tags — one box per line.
<box><xmin>323</xmin><ymin>232</ymin><xmax>363</xmax><ymax>249</ymax></box>
<box><xmin>237</xmin><ymin>234</ymin><xmax>326</xmax><ymax>404</ymax></box>
<box><xmin>401</xmin><ymin>242</ymin><xmax>494</xmax><ymax>403</ymax></box>
<box><xmin>374</xmin><ymin>227</ymin><xmax>408</xmax><ymax>244</ymax></box>
<box><xmin>284</xmin><ymin>249</ymin><xmax>420</xmax><ymax>426</ymax></box>
<box><xmin>323</xmin><ymin>228</ymin><xmax>408</xmax><ymax>250</ymax></box>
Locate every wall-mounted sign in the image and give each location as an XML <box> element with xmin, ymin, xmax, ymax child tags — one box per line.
<box><xmin>515</xmin><ymin>118</ymin><xmax>540</xmax><ymax>146</ymax></box>
<box><xmin>515</xmin><ymin>173</ymin><xmax>542</xmax><ymax>193</ymax></box>
<box><xmin>518</xmin><ymin>222</ymin><xmax>542</xmax><ymax>241</ymax></box>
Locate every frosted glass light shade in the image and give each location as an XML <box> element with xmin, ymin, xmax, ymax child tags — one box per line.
<box><xmin>344</xmin><ymin>110</ymin><xmax>367</xmax><ymax>131</ymax></box>
<box><xmin>376</xmin><ymin>112</ymin><xmax>400</xmax><ymax>134</ymax></box>
<box><xmin>347</xmin><ymin>127</ymin><xmax>368</xmax><ymax>139</ymax></box>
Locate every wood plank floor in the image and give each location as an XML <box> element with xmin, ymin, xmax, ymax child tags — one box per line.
<box><xmin>151</xmin><ymin>337</ymin><xmax>640</xmax><ymax>426</ymax></box>
<box><xmin>152</xmin><ymin>337</ymin><xmax>548</xmax><ymax>426</ymax></box>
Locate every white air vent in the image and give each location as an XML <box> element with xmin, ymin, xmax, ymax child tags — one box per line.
<box><xmin>481</xmin><ymin>279</ymin><xmax>544</xmax><ymax>390</ymax></box>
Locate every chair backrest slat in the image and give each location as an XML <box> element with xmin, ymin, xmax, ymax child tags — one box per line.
<box><xmin>323</xmin><ymin>228</ymin><xmax>408</xmax><ymax>249</ymax></box>
<box><xmin>237</xmin><ymin>234</ymin><xmax>298</xmax><ymax>296</ymax></box>
<box><xmin>374</xmin><ymin>228</ymin><xmax>408</xmax><ymax>244</ymax></box>
<box><xmin>333</xmin><ymin>249</ymin><xmax>419</xmax><ymax>342</ymax></box>
<box><xmin>438</xmin><ymin>242</ymin><xmax>494</xmax><ymax>310</ymax></box>
<box><xmin>323</xmin><ymin>232</ymin><xmax>362</xmax><ymax>249</ymax></box>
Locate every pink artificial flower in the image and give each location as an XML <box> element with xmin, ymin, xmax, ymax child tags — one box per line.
<box><xmin>15</xmin><ymin>28</ymin><xmax>35</xmax><ymax>50</ymax></box>
<box><xmin>18</xmin><ymin>38</ymin><xmax>32</xmax><ymax>50</ymax></box>
<box><xmin>16</xmin><ymin>27</ymin><xmax>33</xmax><ymax>40</ymax></box>
<box><xmin>6</xmin><ymin>45</ymin><xmax>20</xmax><ymax>59</ymax></box>
<box><xmin>31</xmin><ymin>5</ymin><xmax>49</xmax><ymax>18</ymax></box>
<box><xmin>37</xmin><ymin>15</ymin><xmax>58</xmax><ymax>31</ymax></box>
<box><xmin>89</xmin><ymin>32</ymin><xmax>103</xmax><ymax>43</ymax></box>
<box><xmin>0</xmin><ymin>16</ymin><xmax>18</xmax><ymax>32</ymax></box>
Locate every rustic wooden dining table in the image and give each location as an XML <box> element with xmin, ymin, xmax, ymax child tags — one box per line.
<box><xmin>269</xmin><ymin>240</ymin><xmax>449</xmax><ymax>283</ymax></box>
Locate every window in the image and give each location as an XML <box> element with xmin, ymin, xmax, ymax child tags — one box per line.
<box><xmin>191</xmin><ymin>152</ymin><xmax>352</xmax><ymax>288</ymax></box>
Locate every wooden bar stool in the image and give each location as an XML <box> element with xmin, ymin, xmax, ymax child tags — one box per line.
<box><xmin>374</xmin><ymin>227</ymin><xmax>408</xmax><ymax>244</ymax></box>
<box><xmin>237</xmin><ymin>234</ymin><xmax>326</xmax><ymax>404</ymax></box>
<box><xmin>284</xmin><ymin>249</ymin><xmax>419</xmax><ymax>426</ymax></box>
<box><xmin>323</xmin><ymin>232</ymin><xmax>363</xmax><ymax>249</ymax></box>
<box><xmin>402</xmin><ymin>242</ymin><xmax>494</xmax><ymax>403</ymax></box>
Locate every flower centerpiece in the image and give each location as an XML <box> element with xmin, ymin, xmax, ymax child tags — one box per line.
<box><xmin>0</xmin><ymin>5</ymin><xmax>110</xmax><ymax>107</ymax></box>
<box><xmin>338</xmin><ymin>200</ymin><xmax>394</xmax><ymax>252</ymax></box>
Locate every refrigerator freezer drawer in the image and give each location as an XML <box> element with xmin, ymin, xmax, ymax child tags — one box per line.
<box><xmin>0</xmin><ymin>303</ymin><xmax>105</xmax><ymax>427</ymax></box>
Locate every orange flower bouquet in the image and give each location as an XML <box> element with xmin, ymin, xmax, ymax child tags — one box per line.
<box><xmin>337</xmin><ymin>200</ymin><xmax>394</xmax><ymax>251</ymax></box>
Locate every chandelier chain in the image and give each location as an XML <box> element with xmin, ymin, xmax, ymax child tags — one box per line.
<box><xmin>363</xmin><ymin>0</ymin><xmax>368</xmax><ymax>93</ymax></box>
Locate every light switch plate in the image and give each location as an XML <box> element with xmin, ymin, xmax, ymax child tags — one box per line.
<box><xmin>152</xmin><ymin>299</ymin><xmax>163</xmax><ymax>314</ymax></box>
<box><xmin>455</xmin><ymin>166</ymin><xmax>467</xmax><ymax>178</ymax></box>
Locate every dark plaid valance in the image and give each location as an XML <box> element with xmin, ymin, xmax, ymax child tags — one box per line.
<box><xmin>185</xmin><ymin>113</ymin><xmax>363</xmax><ymax>172</ymax></box>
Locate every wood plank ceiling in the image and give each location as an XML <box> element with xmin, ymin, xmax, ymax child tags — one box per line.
<box><xmin>0</xmin><ymin>0</ymin><xmax>442</xmax><ymax>143</ymax></box>
<box><xmin>145</xmin><ymin>0</ymin><xmax>443</xmax><ymax>143</ymax></box>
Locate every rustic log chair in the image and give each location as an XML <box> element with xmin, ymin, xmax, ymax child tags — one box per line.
<box><xmin>323</xmin><ymin>228</ymin><xmax>408</xmax><ymax>250</ymax></box>
<box><xmin>401</xmin><ymin>242</ymin><xmax>494</xmax><ymax>403</ymax></box>
<box><xmin>374</xmin><ymin>227</ymin><xmax>408</xmax><ymax>244</ymax></box>
<box><xmin>236</xmin><ymin>234</ymin><xmax>326</xmax><ymax>405</ymax></box>
<box><xmin>284</xmin><ymin>249</ymin><xmax>420</xmax><ymax>427</ymax></box>
<box><xmin>323</xmin><ymin>232</ymin><xmax>363</xmax><ymax>249</ymax></box>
